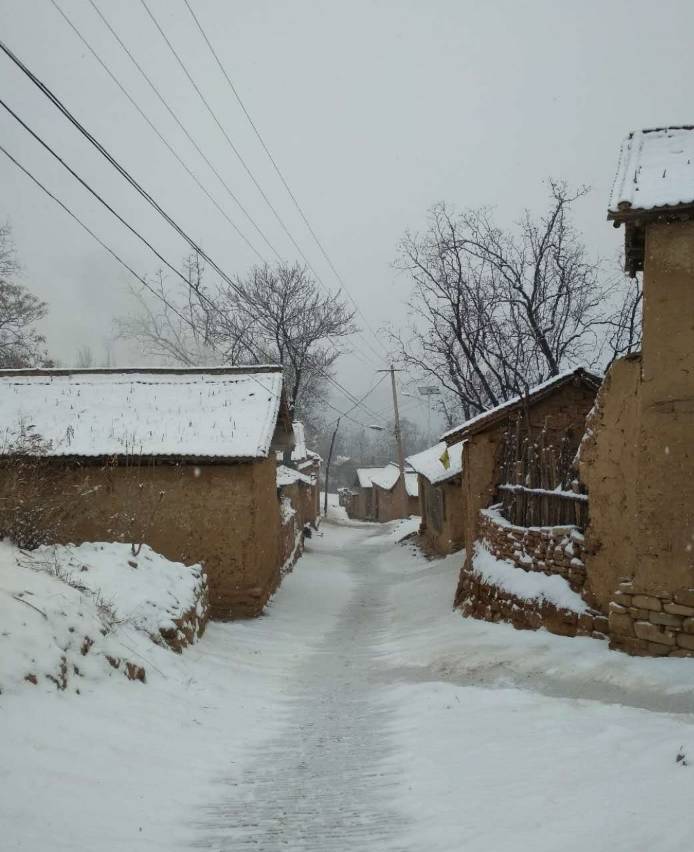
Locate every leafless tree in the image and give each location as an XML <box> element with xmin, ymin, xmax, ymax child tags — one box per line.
<box><xmin>217</xmin><ymin>263</ymin><xmax>356</xmax><ymax>413</ymax></box>
<box><xmin>0</xmin><ymin>223</ymin><xmax>49</xmax><ymax>368</ymax></box>
<box><xmin>392</xmin><ymin>182</ymin><xmax>640</xmax><ymax>416</ymax></box>
<box><xmin>120</xmin><ymin>256</ymin><xmax>356</xmax><ymax>415</ymax></box>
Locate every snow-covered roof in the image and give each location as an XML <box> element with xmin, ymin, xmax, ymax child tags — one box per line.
<box><xmin>356</xmin><ymin>467</ymin><xmax>384</xmax><ymax>489</ymax></box>
<box><xmin>407</xmin><ymin>440</ymin><xmax>464</xmax><ymax>485</ymax></box>
<box><xmin>440</xmin><ymin>369</ymin><xmax>600</xmax><ymax>441</ymax></box>
<box><xmin>609</xmin><ymin>126</ymin><xmax>694</xmax><ymax>217</ymax></box>
<box><xmin>371</xmin><ymin>463</ymin><xmax>401</xmax><ymax>491</ymax></box>
<box><xmin>405</xmin><ymin>471</ymin><xmax>419</xmax><ymax>498</ymax></box>
<box><xmin>0</xmin><ymin>367</ymin><xmax>287</xmax><ymax>459</ymax></box>
<box><xmin>276</xmin><ymin>464</ymin><xmax>313</xmax><ymax>487</ymax></box>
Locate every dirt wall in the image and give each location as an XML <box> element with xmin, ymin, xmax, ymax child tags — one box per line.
<box><xmin>579</xmin><ymin>356</ymin><xmax>641</xmax><ymax>612</ymax></box>
<box><xmin>0</xmin><ymin>457</ymin><xmax>282</xmax><ymax>620</ymax></box>
<box><xmin>419</xmin><ymin>476</ymin><xmax>465</xmax><ymax>555</ymax></box>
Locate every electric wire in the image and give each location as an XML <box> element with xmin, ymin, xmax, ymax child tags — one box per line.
<box><xmin>49</xmin><ymin>0</ymin><xmax>267</xmax><ymax>264</ymax></box>
<box><xmin>142</xmin><ymin>0</ymin><xmax>387</xmax><ymax>368</ymax></box>
<box><xmin>86</xmin><ymin>0</ymin><xmax>283</xmax><ymax>261</ymax></box>
<box><xmin>181</xmin><ymin>0</ymin><xmax>392</xmax><ymax>361</ymax></box>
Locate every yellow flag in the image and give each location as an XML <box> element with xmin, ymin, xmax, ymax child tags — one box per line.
<box><xmin>439</xmin><ymin>446</ymin><xmax>450</xmax><ymax>470</ymax></box>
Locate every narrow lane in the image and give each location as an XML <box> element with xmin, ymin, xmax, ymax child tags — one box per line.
<box><xmin>194</xmin><ymin>523</ymin><xmax>411</xmax><ymax>851</ymax></box>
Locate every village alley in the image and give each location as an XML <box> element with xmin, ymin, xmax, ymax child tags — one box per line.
<box><xmin>5</xmin><ymin>511</ymin><xmax>694</xmax><ymax>852</ymax></box>
<box><xmin>189</xmin><ymin>512</ymin><xmax>694</xmax><ymax>852</ymax></box>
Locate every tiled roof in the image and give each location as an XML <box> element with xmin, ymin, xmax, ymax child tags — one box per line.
<box><xmin>0</xmin><ymin>366</ymin><xmax>285</xmax><ymax>459</ymax></box>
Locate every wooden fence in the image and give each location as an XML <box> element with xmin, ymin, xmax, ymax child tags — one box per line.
<box><xmin>498</xmin><ymin>483</ymin><xmax>589</xmax><ymax>529</ymax></box>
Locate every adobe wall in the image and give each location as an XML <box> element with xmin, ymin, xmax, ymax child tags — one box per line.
<box><xmin>0</xmin><ymin>457</ymin><xmax>282</xmax><ymax>620</ymax></box>
<box><xmin>579</xmin><ymin>356</ymin><xmax>641</xmax><ymax>612</ymax></box>
<box><xmin>419</xmin><ymin>476</ymin><xmax>466</xmax><ymax>555</ymax></box>
<box><xmin>462</xmin><ymin>381</ymin><xmax>597</xmax><ymax>560</ymax></box>
<box><xmin>374</xmin><ymin>480</ymin><xmax>412</xmax><ymax>522</ymax></box>
<box><xmin>635</xmin><ymin>222</ymin><xmax>694</xmax><ymax>597</ymax></box>
<box><xmin>578</xmin><ymin>222</ymin><xmax>694</xmax><ymax>657</ymax></box>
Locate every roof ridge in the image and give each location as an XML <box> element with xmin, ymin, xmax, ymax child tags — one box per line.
<box><xmin>0</xmin><ymin>365</ymin><xmax>283</xmax><ymax>377</ymax></box>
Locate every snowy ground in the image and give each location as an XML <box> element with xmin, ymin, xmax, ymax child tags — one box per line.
<box><xmin>3</xmin><ymin>513</ymin><xmax>694</xmax><ymax>851</ymax></box>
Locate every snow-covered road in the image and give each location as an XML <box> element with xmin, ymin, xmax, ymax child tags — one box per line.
<box><xmin>196</xmin><ymin>523</ymin><xmax>411</xmax><ymax>850</ymax></box>
<box><xmin>4</xmin><ymin>514</ymin><xmax>694</xmax><ymax>851</ymax></box>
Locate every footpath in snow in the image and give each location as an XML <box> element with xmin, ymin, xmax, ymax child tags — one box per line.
<box><xmin>2</xmin><ymin>506</ymin><xmax>694</xmax><ymax>851</ymax></box>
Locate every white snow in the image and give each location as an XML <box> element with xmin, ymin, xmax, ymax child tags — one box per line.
<box><xmin>471</xmin><ymin>541</ymin><xmax>589</xmax><ymax>613</ymax></box>
<box><xmin>355</xmin><ymin>466</ymin><xmax>386</xmax><ymax>488</ymax></box>
<box><xmin>276</xmin><ymin>464</ymin><xmax>313</xmax><ymax>487</ymax></box>
<box><xmin>407</xmin><ymin>440</ymin><xmax>463</xmax><ymax>484</ymax></box>
<box><xmin>3</xmin><ymin>521</ymin><xmax>694</xmax><ymax>850</ymax></box>
<box><xmin>609</xmin><ymin>126</ymin><xmax>694</xmax><ymax>213</ymax></box>
<box><xmin>0</xmin><ymin>540</ymin><xmax>204</xmax><ymax>695</ymax></box>
<box><xmin>404</xmin><ymin>471</ymin><xmax>419</xmax><ymax>497</ymax></box>
<box><xmin>21</xmin><ymin>542</ymin><xmax>207</xmax><ymax>645</ymax></box>
<box><xmin>0</xmin><ymin>368</ymin><xmax>284</xmax><ymax>458</ymax></box>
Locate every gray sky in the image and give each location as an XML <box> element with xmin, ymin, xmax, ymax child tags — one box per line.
<box><xmin>2</xmin><ymin>0</ymin><xmax>693</xmax><ymax>429</ymax></box>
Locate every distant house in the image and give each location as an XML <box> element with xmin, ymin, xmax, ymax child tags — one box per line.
<box><xmin>371</xmin><ymin>463</ymin><xmax>419</xmax><ymax>522</ymax></box>
<box><xmin>289</xmin><ymin>421</ymin><xmax>321</xmax><ymax>527</ymax></box>
<box><xmin>407</xmin><ymin>440</ymin><xmax>464</xmax><ymax>555</ymax></box>
<box><xmin>0</xmin><ymin>367</ymin><xmax>294</xmax><ymax>620</ymax></box>
<box><xmin>346</xmin><ymin>467</ymin><xmax>383</xmax><ymax>520</ymax></box>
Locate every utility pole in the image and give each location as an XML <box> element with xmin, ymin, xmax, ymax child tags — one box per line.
<box><xmin>378</xmin><ymin>364</ymin><xmax>408</xmax><ymax>518</ymax></box>
<box><xmin>323</xmin><ymin>417</ymin><xmax>341</xmax><ymax>517</ymax></box>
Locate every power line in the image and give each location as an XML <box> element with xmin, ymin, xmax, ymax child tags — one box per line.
<box><xmin>143</xmin><ymin>0</ymin><xmax>387</xmax><ymax>368</ymax></box>
<box><xmin>0</xmin><ymin>141</ymin><xmax>285</xmax><ymax>403</ymax></box>
<box><xmin>140</xmin><ymin>0</ymin><xmax>314</xmax><ymax>274</ymax></box>
<box><xmin>0</xmin><ymin>36</ymin><xmax>382</xmax><ymax>419</ymax></box>
<box><xmin>0</xmin><ymin>142</ymin><xmax>196</xmax><ymax>337</ymax></box>
<box><xmin>86</xmin><ymin>0</ymin><xmax>283</xmax><ymax>262</ymax></box>
<box><xmin>181</xmin><ymin>0</ymin><xmax>391</xmax><ymax>360</ymax></box>
<box><xmin>48</xmin><ymin>0</ymin><xmax>267</xmax><ymax>264</ymax></box>
<box><xmin>324</xmin><ymin>373</ymin><xmax>387</xmax><ymax>428</ymax></box>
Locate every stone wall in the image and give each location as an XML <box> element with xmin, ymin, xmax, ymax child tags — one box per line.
<box><xmin>458</xmin><ymin>569</ymin><xmax>608</xmax><ymax>639</ymax></box>
<box><xmin>478</xmin><ymin>508</ymin><xmax>587</xmax><ymax>592</ymax></box>
<box><xmin>608</xmin><ymin>581</ymin><xmax>694</xmax><ymax>657</ymax></box>
<box><xmin>456</xmin><ymin>507</ymin><xmax>608</xmax><ymax>640</ymax></box>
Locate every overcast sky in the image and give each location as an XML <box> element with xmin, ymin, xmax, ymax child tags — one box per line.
<box><xmin>2</xmin><ymin>0</ymin><xmax>693</xmax><ymax>428</ymax></box>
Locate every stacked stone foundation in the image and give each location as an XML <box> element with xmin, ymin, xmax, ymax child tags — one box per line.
<box><xmin>458</xmin><ymin>508</ymin><xmax>608</xmax><ymax>640</ymax></box>
<box><xmin>608</xmin><ymin>581</ymin><xmax>694</xmax><ymax>657</ymax></box>
<box><xmin>479</xmin><ymin>508</ymin><xmax>587</xmax><ymax>591</ymax></box>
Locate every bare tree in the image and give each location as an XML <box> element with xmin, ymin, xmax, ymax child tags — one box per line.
<box><xmin>218</xmin><ymin>263</ymin><xmax>356</xmax><ymax>413</ymax></box>
<box><xmin>0</xmin><ymin>223</ymin><xmax>49</xmax><ymax>368</ymax></box>
<box><xmin>119</xmin><ymin>256</ymin><xmax>357</xmax><ymax>415</ymax></box>
<box><xmin>75</xmin><ymin>345</ymin><xmax>94</xmax><ymax>368</ymax></box>
<box><xmin>392</xmin><ymin>182</ymin><xmax>640</xmax><ymax>416</ymax></box>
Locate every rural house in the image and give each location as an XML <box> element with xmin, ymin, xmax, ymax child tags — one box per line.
<box><xmin>451</xmin><ymin>368</ymin><xmax>600</xmax><ymax>568</ymax></box>
<box><xmin>345</xmin><ymin>467</ymin><xmax>383</xmax><ymax>520</ymax></box>
<box><xmin>0</xmin><ymin>366</ymin><xmax>294</xmax><ymax>620</ymax></box>
<box><xmin>371</xmin><ymin>463</ymin><xmax>419</xmax><ymax>522</ymax></box>
<box><xmin>407</xmin><ymin>439</ymin><xmax>464</xmax><ymax>555</ymax></box>
<box><xmin>579</xmin><ymin>126</ymin><xmax>694</xmax><ymax>657</ymax></box>
<box><xmin>289</xmin><ymin>421</ymin><xmax>321</xmax><ymax>527</ymax></box>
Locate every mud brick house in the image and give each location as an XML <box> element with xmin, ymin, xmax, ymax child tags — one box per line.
<box><xmin>371</xmin><ymin>463</ymin><xmax>419</xmax><ymax>522</ymax></box>
<box><xmin>346</xmin><ymin>467</ymin><xmax>382</xmax><ymax>520</ymax></box>
<box><xmin>451</xmin><ymin>368</ymin><xmax>600</xmax><ymax>562</ymax></box>
<box><xmin>0</xmin><ymin>366</ymin><xmax>294</xmax><ymax>620</ymax></box>
<box><xmin>289</xmin><ymin>421</ymin><xmax>321</xmax><ymax>527</ymax></box>
<box><xmin>276</xmin><ymin>463</ymin><xmax>314</xmax><ymax>574</ymax></box>
<box><xmin>579</xmin><ymin>126</ymin><xmax>694</xmax><ymax>657</ymax></box>
<box><xmin>407</xmin><ymin>440</ymin><xmax>464</xmax><ymax>555</ymax></box>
